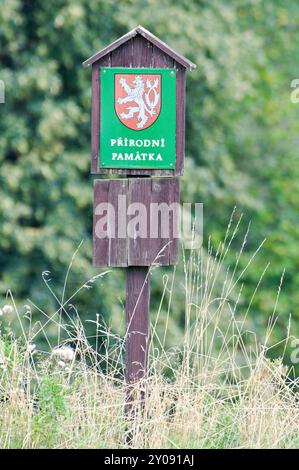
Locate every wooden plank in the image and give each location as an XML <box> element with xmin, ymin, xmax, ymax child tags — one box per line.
<box><xmin>83</xmin><ymin>28</ymin><xmax>138</xmax><ymax>67</ymax></box>
<box><xmin>150</xmin><ymin>178</ymin><xmax>171</xmax><ymax>265</ymax></box>
<box><xmin>93</xmin><ymin>179</ymin><xmax>110</xmax><ymax>266</ymax></box>
<box><xmin>108</xmin><ymin>179</ymin><xmax>128</xmax><ymax>267</ymax></box>
<box><xmin>152</xmin><ymin>44</ymin><xmax>174</xmax><ymax>68</ymax></box>
<box><xmin>91</xmin><ymin>63</ymin><xmax>100</xmax><ymax>173</ymax></box>
<box><xmin>128</xmin><ymin>178</ymin><xmax>152</xmax><ymax>266</ymax></box>
<box><xmin>98</xmin><ymin>167</ymin><xmax>174</xmax><ymax>177</ymax></box>
<box><xmin>132</xmin><ymin>35</ymin><xmax>153</xmax><ymax>67</ymax></box>
<box><xmin>83</xmin><ymin>26</ymin><xmax>196</xmax><ymax>70</ymax></box>
<box><xmin>110</xmin><ymin>38</ymin><xmax>133</xmax><ymax>67</ymax></box>
<box><xmin>125</xmin><ymin>266</ymin><xmax>150</xmax><ymax>384</ymax></box>
<box><xmin>93</xmin><ymin>178</ymin><xmax>179</xmax><ymax>266</ymax></box>
<box><xmin>169</xmin><ymin>178</ymin><xmax>180</xmax><ymax>264</ymax></box>
<box><xmin>135</xmin><ymin>26</ymin><xmax>196</xmax><ymax>70</ymax></box>
<box><xmin>149</xmin><ymin>178</ymin><xmax>180</xmax><ymax>265</ymax></box>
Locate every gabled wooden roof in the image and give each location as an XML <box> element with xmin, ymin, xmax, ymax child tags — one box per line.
<box><xmin>82</xmin><ymin>25</ymin><xmax>196</xmax><ymax>71</ymax></box>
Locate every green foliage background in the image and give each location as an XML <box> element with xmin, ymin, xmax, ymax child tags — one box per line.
<box><xmin>1</xmin><ymin>0</ymin><xmax>299</xmax><ymax>356</ymax></box>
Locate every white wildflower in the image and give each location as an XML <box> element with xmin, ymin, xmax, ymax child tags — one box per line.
<box><xmin>52</xmin><ymin>345</ymin><xmax>75</xmax><ymax>362</ymax></box>
<box><xmin>27</xmin><ymin>343</ymin><xmax>36</xmax><ymax>354</ymax></box>
<box><xmin>51</xmin><ymin>348</ymin><xmax>60</xmax><ymax>358</ymax></box>
<box><xmin>60</xmin><ymin>346</ymin><xmax>75</xmax><ymax>361</ymax></box>
<box><xmin>0</xmin><ymin>339</ymin><xmax>6</xmax><ymax>367</ymax></box>
<box><xmin>0</xmin><ymin>350</ymin><xmax>5</xmax><ymax>364</ymax></box>
<box><xmin>2</xmin><ymin>305</ymin><xmax>13</xmax><ymax>315</ymax></box>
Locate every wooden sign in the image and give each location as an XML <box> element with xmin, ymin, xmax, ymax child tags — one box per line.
<box><xmin>93</xmin><ymin>178</ymin><xmax>179</xmax><ymax>267</ymax></box>
<box><xmin>83</xmin><ymin>25</ymin><xmax>196</xmax><ymax>177</ymax></box>
<box><xmin>83</xmin><ymin>26</ymin><xmax>195</xmax><ymax>397</ymax></box>
<box><xmin>100</xmin><ymin>67</ymin><xmax>176</xmax><ymax>170</ymax></box>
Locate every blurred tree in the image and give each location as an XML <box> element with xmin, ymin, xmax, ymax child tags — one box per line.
<box><xmin>0</xmin><ymin>0</ymin><xmax>299</xmax><ymax>358</ymax></box>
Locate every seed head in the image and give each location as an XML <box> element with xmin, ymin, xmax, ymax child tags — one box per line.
<box><xmin>27</xmin><ymin>343</ymin><xmax>36</xmax><ymax>354</ymax></box>
<box><xmin>52</xmin><ymin>345</ymin><xmax>75</xmax><ymax>362</ymax></box>
<box><xmin>2</xmin><ymin>305</ymin><xmax>13</xmax><ymax>315</ymax></box>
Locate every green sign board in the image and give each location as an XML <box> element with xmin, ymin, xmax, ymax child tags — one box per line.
<box><xmin>100</xmin><ymin>67</ymin><xmax>176</xmax><ymax>169</ymax></box>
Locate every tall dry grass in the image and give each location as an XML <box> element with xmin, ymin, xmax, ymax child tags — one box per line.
<box><xmin>0</xmin><ymin>215</ymin><xmax>298</xmax><ymax>449</ymax></box>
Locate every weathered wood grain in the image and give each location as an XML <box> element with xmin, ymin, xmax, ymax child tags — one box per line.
<box><xmin>108</xmin><ymin>179</ymin><xmax>128</xmax><ymax>267</ymax></box>
<box><xmin>150</xmin><ymin>178</ymin><xmax>171</xmax><ymax>264</ymax></box>
<box><xmin>91</xmin><ymin>64</ymin><xmax>100</xmax><ymax>173</ymax></box>
<box><xmin>169</xmin><ymin>177</ymin><xmax>180</xmax><ymax>264</ymax></box>
<box><xmin>132</xmin><ymin>35</ymin><xmax>153</xmax><ymax>67</ymax></box>
<box><xmin>111</xmin><ymin>38</ymin><xmax>133</xmax><ymax>67</ymax></box>
<box><xmin>152</xmin><ymin>44</ymin><xmax>174</xmax><ymax>68</ymax></box>
<box><xmin>125</xmin><ymin>266</ymin><xmax>150</xmax><ymax>384</ymax></box>
<box><xmin>93</xmin><ymin>178</ymin><xmax>180</xmax><ymax>267</ymax></box>
<box><xmin>83</xmin><ymin>25</ymin><xmax>196</xmax><ymax>70</ymax></box>
<box><xmin>127</xmin><ymin>178</ymin><xmax>152</xmax><ymax>266</ymax></box>
<box><xmin>93</xmin><ymin>179</ymin><xmax>110</xmax><ymax>266</ymax></box>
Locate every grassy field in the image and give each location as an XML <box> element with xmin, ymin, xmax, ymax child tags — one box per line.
<box><xmin>1</xmin><ymin>226</ymin><xmax>298</xmax><ymax>449</ymax></box>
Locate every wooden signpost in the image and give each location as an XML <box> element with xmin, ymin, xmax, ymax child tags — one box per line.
<box><xmin>83</xmin><ymin>26</ymin><xmax>195</xmax><ymax>395</ymax></box>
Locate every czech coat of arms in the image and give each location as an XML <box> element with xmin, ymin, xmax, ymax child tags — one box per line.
<box><xmin>115</xmin><ymin>74</ymin><xmax>161</xmax><ymax>130</ymax></box>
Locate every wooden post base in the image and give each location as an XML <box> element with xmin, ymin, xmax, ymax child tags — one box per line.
<box><xmin>125</xmin><ymin>266</ymin><xmax>150</xmax><ymax>443</ymax></box>
<box><xmin>125</xmin><ymin>266</ymin><xmax>150</xmax><ymax>385</ymax></box>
